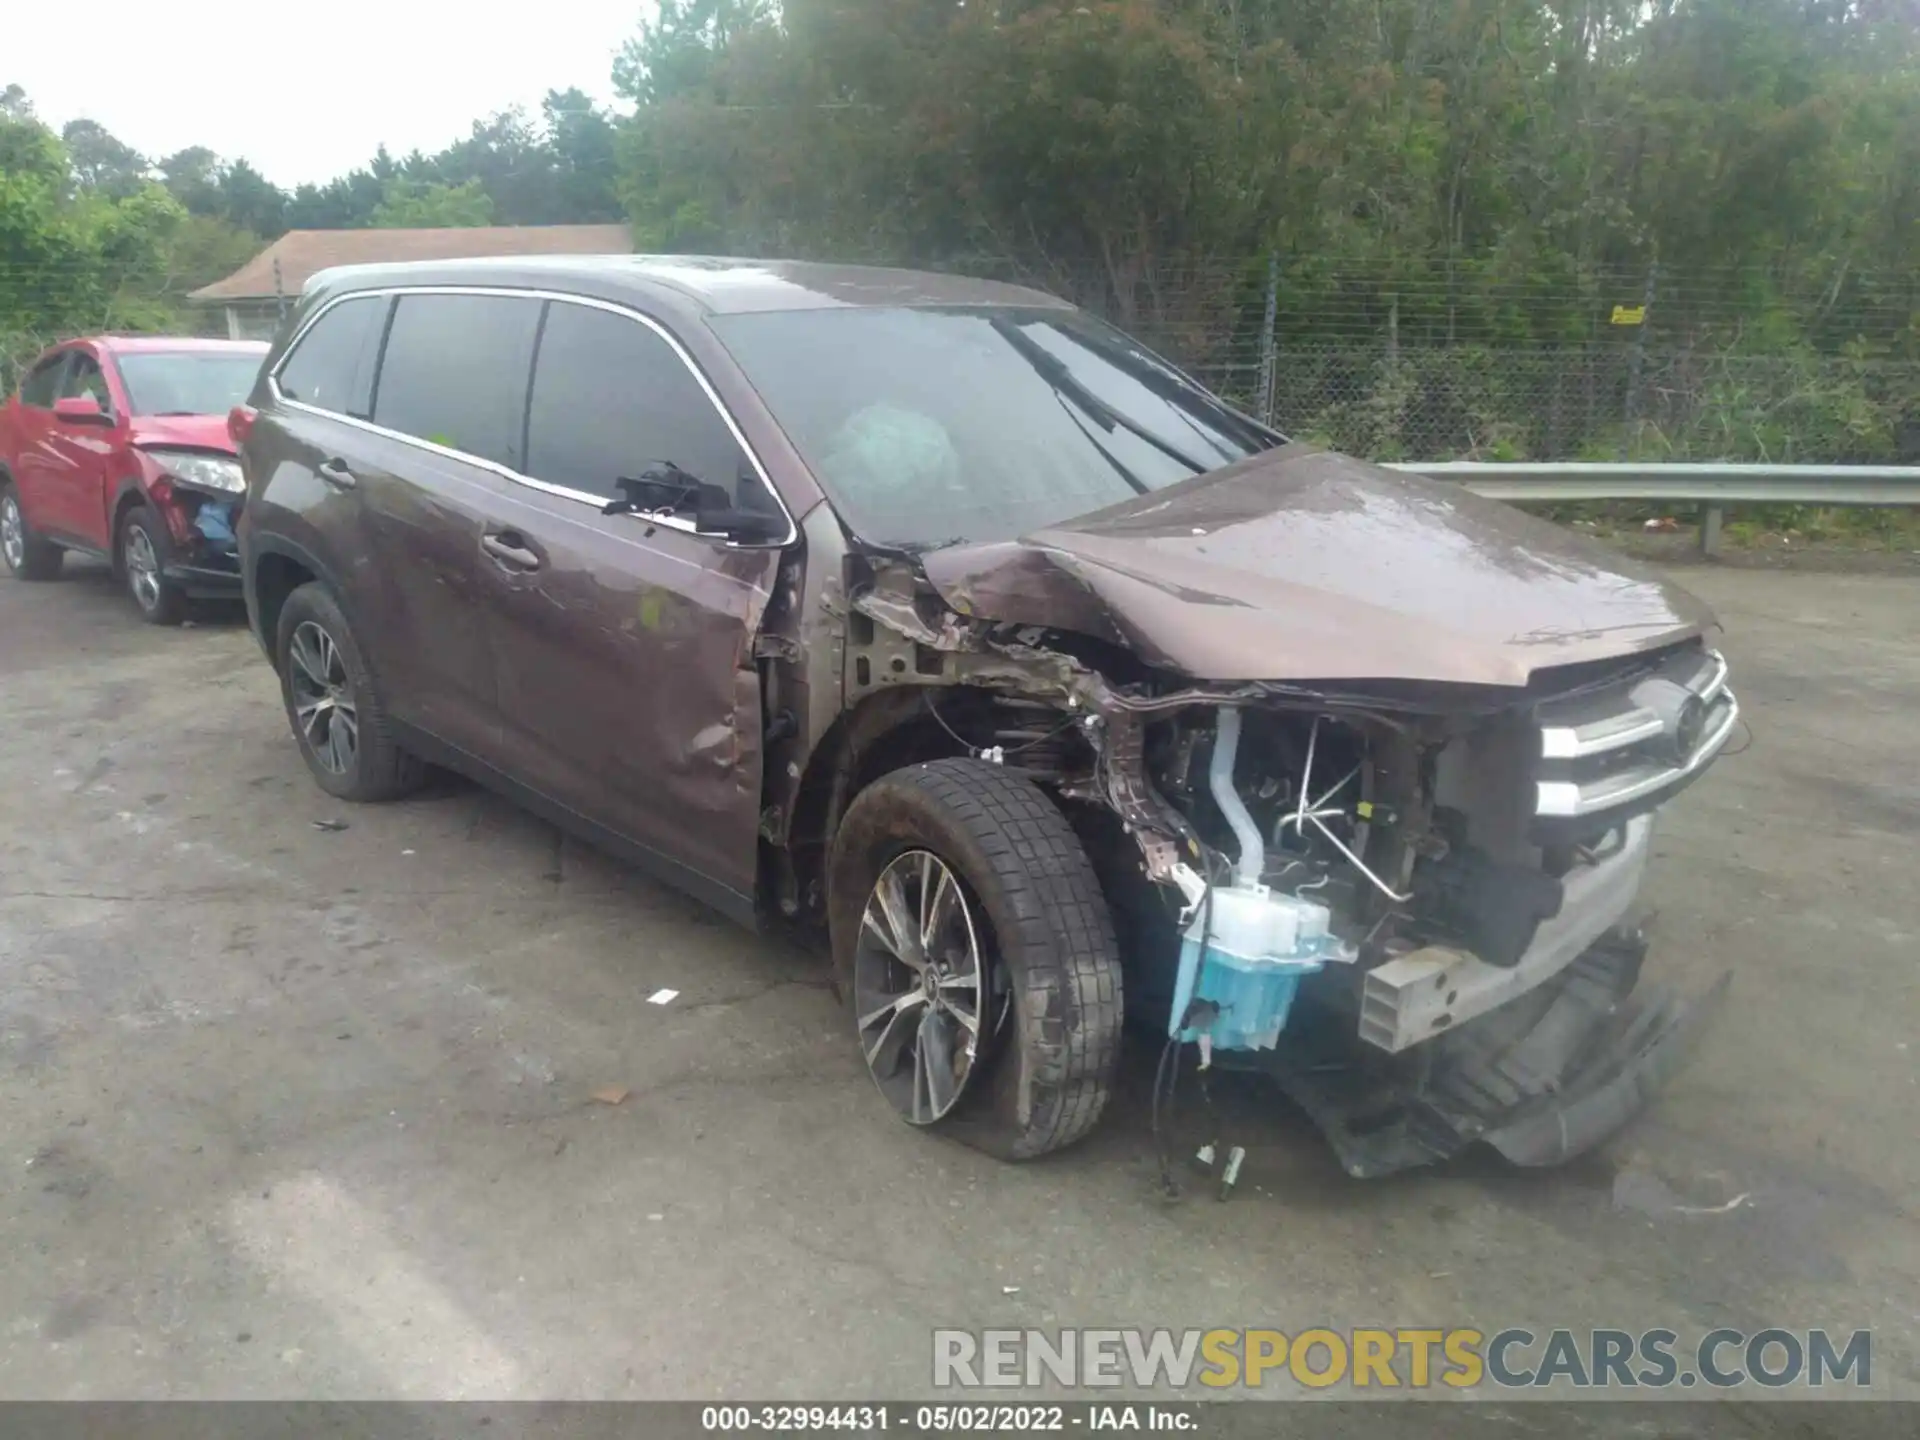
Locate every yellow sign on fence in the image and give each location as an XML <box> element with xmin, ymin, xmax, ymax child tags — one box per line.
<box><xmin>1611</xmin><ymin>304</ymin><xmax>1647</xmax><ymax>326</ymax></box>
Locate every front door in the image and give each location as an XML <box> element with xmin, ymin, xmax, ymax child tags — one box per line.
<box><xmin>478</xmin><ymin>297</ymin><xmax>787</xmax><ymax>917</ymax></box>
<box><xmin>9</xmin><ymin>351</ymin><xmax>69</xmax><ymax>530</ymax></box>
<box><xmin>41</xmin><ymin>351</ymin><xmax>121</xmax><ymax>545</ymax></box>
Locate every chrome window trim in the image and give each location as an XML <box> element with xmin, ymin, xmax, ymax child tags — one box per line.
<box><xmin>264</xmin><ymin>284</ymin><xmax>797</xmax><ymax>548</ymax></box>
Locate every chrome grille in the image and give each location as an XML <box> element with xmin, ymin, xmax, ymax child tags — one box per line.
<box><xmin>1533</xmin><ymin>647</ymin><xmax>1737</xmax><ymax>821</ymax></box>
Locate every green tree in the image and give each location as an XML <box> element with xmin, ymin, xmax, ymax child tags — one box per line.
<box><xmin>61</xmin><ymin>118</ymin><xmax>149</xmax><ymax>198</ymax></box>
<box><xmin>2</xmin><ymin>102</ymin><xmax>185</xmax><ymax>384</ymax></box>
<box><xmin>217</xmin><ymin>159</ymin><xmax>287</xmax><ymax>238</ymax></box>
<box><xmin>369</xmin><ymin>177</ymin><xmax>496</xmax><ymax>228</ymax></box>
<box><xmin>544</xmin><ymin>89</ymin><xmax>623</xmax><ymax>222</ymax></box>
<box><xmin>158</xmin><ymin>146</ymin><xmax>223</xmax><ymax>215</ymax></box>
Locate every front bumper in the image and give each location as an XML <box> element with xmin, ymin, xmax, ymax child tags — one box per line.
<box><xmin>1360</xmin><ymin>815</ymin><xmax>1655</xmax><ymax>1053</ymax></box>
<box><xmin>1264</xmin><ymin>928</ymin><xmax>1729</xmax><ymax>1177</ymax></box>
<box><xmin>162</xmin><ymin>555</ymin><xmax>241</xmax><ymax>598</ymax></box>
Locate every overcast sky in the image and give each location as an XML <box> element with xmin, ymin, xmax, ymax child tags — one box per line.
<box><xmin>9</xmin><ymin>0</ymin><xmax>643</xmax><ymax>188</ymax></box>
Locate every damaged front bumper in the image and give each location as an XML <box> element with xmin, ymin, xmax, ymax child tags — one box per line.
<box><xmin>161</xmin><ymin>495</ymin><xmax>242</xmax><ymax>598</ymax></box>
<box><xmin>1263</xmin><ymin>928</ymin><xmax>1730</xmax><ymax>1177</ymax></box>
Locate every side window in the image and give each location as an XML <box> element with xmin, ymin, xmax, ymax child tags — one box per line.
<box><xmin>59</xmin><ymin>354</ymin><xmax>111</xmax><ymax>412</ymax></box>
<box><xmin>372</xmin><ymin>294</ymin><xmax>541</xmax><ymax>470</ymax></box>
<box><xmin>525</xmin><ymin>301</ymin><xmax>772</xmax><ymax>512</ymax></box>
<box><xmin>276</xmin><ymin>295</ymin><xmax>387</xmax><ymax>418</ymax></box>
<box><xmin>18</xmin><ymin>353</ymin><xmax>67</xmax><ymax>408</ymax></box>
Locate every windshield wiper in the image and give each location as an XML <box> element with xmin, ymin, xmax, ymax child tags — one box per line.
<box><xmin>1066</xmin><ymin>326</ymin><xmax>1281</xmax><ymax>455</ymax></box>
<box><xmin>1047</xmin><ymin>387</ymin><xmax>1149</xmax><ymax>495</ymax></box>
<box><xmin>990</xmin><ymin>317</ymin><xmax>1209</xmax><ymax>476</ymax></box>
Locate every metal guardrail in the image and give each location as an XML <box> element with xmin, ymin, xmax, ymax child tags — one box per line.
<box><xmin>1386</xmin><ymin>461</ymin><xmax>1920</xmax><ymax>553</ymax></box>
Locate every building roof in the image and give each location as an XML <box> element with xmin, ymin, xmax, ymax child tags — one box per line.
<box><xmin>297</xmin><ymin>254</ymin><xmax>1071</xmax><ymax>318</ymax></box>
<box><xmin>189</xmin><ymin>225</ymin><xmax>634</xmax><ymax>302</ymax></box>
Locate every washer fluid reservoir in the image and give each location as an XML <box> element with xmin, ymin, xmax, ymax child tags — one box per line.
<box><xmin>1168</xmin><ymin>883</ymin><xmax>1354</xmax><ymax>1051</ymax></box>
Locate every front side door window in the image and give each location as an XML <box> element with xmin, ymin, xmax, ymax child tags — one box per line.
<box><xmin>523</xmin><ymin>300</ymin><xmax>776</xmax><ymax>515</ymax></box>
<box><xmin>58</xmin><ymin>353</ymin><xmax>113</xmax><ymax>416</ymax></box>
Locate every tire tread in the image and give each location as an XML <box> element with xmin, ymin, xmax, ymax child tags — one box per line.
<box><xmin>835</xmin><ymin>757</ymin><xmax>1123</xmax><ymax>1158</ymax></box>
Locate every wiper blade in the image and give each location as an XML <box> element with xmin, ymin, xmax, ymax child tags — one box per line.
<box><xmin>1048</xmin><ymin>388</ymin><xmax>1149</xmax><ymax>495</ymax></box>
<box><xmin>1068</xmin><ymin>326</ymin><xmax>1281</xmax><ymax>453</ymax></box>
<box><xmin>990</xmin><ymin>317</ymin><xmax>1209</xmax><ymax>476</ymax></box>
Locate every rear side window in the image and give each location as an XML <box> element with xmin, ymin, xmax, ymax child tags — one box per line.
<box><xmin>525</xmin><ymin>300</ymin><xmax>764</xmax><ymax>508</ymax></box>
<box><xmin>18</xmin><ymin>353</ymin><xmax>67</xmax><ymax>408</ymax></box>
<box><xmin>372</xmin><ymin>294</ymin><xmax>541</xmax><ymax>470</ymax></box>
<box><xmin>276</xmin><ymin>295</ymin><xmax>387</xmax><ymax>418</ymax></box>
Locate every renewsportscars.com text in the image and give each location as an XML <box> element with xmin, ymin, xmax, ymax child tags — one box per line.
<box><xmin>932</xmin><ymin>1327</ymin><xmax>1873</xmax><ymax>1391</ymax></box>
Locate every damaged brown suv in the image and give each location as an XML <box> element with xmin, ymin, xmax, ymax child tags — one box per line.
<box><xmin>235</xmin><ymin>257</ymin><xmax>1737</xmax><ymax>1176</ymax></box>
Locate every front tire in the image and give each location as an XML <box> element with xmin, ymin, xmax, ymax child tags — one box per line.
<box><xmin>117</xmin><ymin>502</ymin><xmax>185</xmax><ymax>625</ymax></box>
<box><xmin>829</xmin><ymin>758</ymin><xmax>1124</xmax><ymax>1159</ymax></box>
<box><xmin>275</xmin><ymin>581</ymin><xmax>426</xmax><ymax>802</ymax></box>
<box><xmin>1</xmin><ymin>484</ymin><xmax>64</xmax><ymax>581</ymax></box>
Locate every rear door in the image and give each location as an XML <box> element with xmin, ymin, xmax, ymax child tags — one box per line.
<box><xmin>477</xmin><ymin>297</ymin><xmax>789</xmax><ymax>916</ymax></box>
<box><xmin>357</xmin><ymin>291</ymin><xmax>542</xmax><ymax>761</ymax></box>
<box><xmin>254</xmin><ymin>290</ymin><xmax>397</xmax><ymax>662</ymax></box>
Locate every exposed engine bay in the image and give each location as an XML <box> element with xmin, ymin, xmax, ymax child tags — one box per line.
<box><xmin>831</xmin><ymin>554</ymin><xmax>1738</xmax><ymax>1180</ymax></box>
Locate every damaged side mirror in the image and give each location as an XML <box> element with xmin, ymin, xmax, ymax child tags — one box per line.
<box><xmin>605</xmin><ymin>463</ymin><xmax>785</xmax><ymax>544</ymax></box>
<box><xmin>690</xmin><ymin>503</ymin><xmax>786</xmax><ymax>544</ymax></box>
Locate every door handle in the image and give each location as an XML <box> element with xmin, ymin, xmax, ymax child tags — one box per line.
<box><xmin>316</xmin><ymin>457</ymin><xmax>356</xmax><ymax>490</ymax></box>
<box><xmin>480</xmin><ymin>531</ymin><xmax>541</xmax><ymax>571</ymax></box>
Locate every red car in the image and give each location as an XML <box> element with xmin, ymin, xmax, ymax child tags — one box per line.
<box><xmin>0</xmin><ymin>336</ymin><xmax>268</xmax><ymax>622</ymax></box>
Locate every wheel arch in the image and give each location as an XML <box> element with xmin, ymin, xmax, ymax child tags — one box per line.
<box><xmin>780</xmin><ymin>684</ymin><xmax>1004</xmax><ymax>919</ymax></box>
<box><xmin>246</xmin><ymin>536</ymin><xmax>346</xmax><ymax>671</ymax></box>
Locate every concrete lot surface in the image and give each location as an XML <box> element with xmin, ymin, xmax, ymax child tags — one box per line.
<box><xmin>0</xmin><ymin>559</ymin><xmax>1914</xmax><ymax>1401</ymax></box>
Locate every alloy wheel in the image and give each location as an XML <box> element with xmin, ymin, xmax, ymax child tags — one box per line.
<box><xmin>287</xmin><ymin>620</ymin><xmax>359</xmax><ymax>775</ymax></box>
<box><xmin>1</xmin><ymin>495</ymin><xmax>23</xmax><ymax>570</ymax></box>
<box><xmin>124</xmin><ymin>524</ymin><xmax>163</xmax><ymax>612</ymax></box>
<box><xmin>853</xmin><ymin>849</ymin><xmax>993</xmax><ymax>1124</ymax></box>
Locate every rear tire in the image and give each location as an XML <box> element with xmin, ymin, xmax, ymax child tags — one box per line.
<box><xmin>275</xmin><ymin>581</ymin><xmax>426</xmax><ymax>802</ymax></box>
<box><xmin>117</xmin><ymin>502</ymin><xmax>185</xmax><ymax>625</ymax></box>
<box><xmin>1</xmin><ymin>484</ymin><xmax>64</xmax><ymax>581</ymax></box>
<box><xmin>829</xmin><ymin>758</ymin><xmax>1124</xmax><ymax>1159</ymax></box>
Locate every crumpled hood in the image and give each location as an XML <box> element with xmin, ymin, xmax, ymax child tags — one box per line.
<box><xmin>920</xmin><ymin>444</ymin><xmax>1716</xmax><ymax>687</ymax></box>
<box><xmin>128</xmin><ymin>414</ymin><xmax>234</xmax><ymax>455</ymax></box>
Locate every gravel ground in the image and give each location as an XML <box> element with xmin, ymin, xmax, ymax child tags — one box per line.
<box><xmin>0</xmin><ymin>557</ymin><xmax>1914</xmax><ymax>1402</ymax></box>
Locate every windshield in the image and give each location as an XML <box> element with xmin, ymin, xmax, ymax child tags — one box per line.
<box><xmin>709</xmin><ymin>307</ymin><xmax>1273</xmax><ymax>546</ymax></box>
<box><xmin>118</xmin><ymin>351</ymin><xmax>266</xmax><ymax>417</ymax></box>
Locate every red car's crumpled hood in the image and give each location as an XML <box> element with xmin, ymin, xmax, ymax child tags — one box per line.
<box><xmin>128</xmin><ymin>414</ymin><xmax>234</xmax><ymax>454</ymax></box>
<box><xmin>919</xmin><ymin>444</ymin><xmax>1716</xmax><ymax>688</ymax></box>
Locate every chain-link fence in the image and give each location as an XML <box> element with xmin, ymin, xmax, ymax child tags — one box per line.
<box><xmin>982</xmin><ymin>257</ymin><xmax>1920</xmax><ymax>465</ymax></box>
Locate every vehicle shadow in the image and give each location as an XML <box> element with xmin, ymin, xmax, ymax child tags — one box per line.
<box><xmin>36</xmin><ymin>554</ymin><xmax>250</xmax><ymax>629</ymax></box>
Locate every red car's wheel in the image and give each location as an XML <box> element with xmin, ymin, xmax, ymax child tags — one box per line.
<box><xmin>0</xmin><ymin>483</ymin><xmax>65</xmax><ymax>581</ymax></box>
